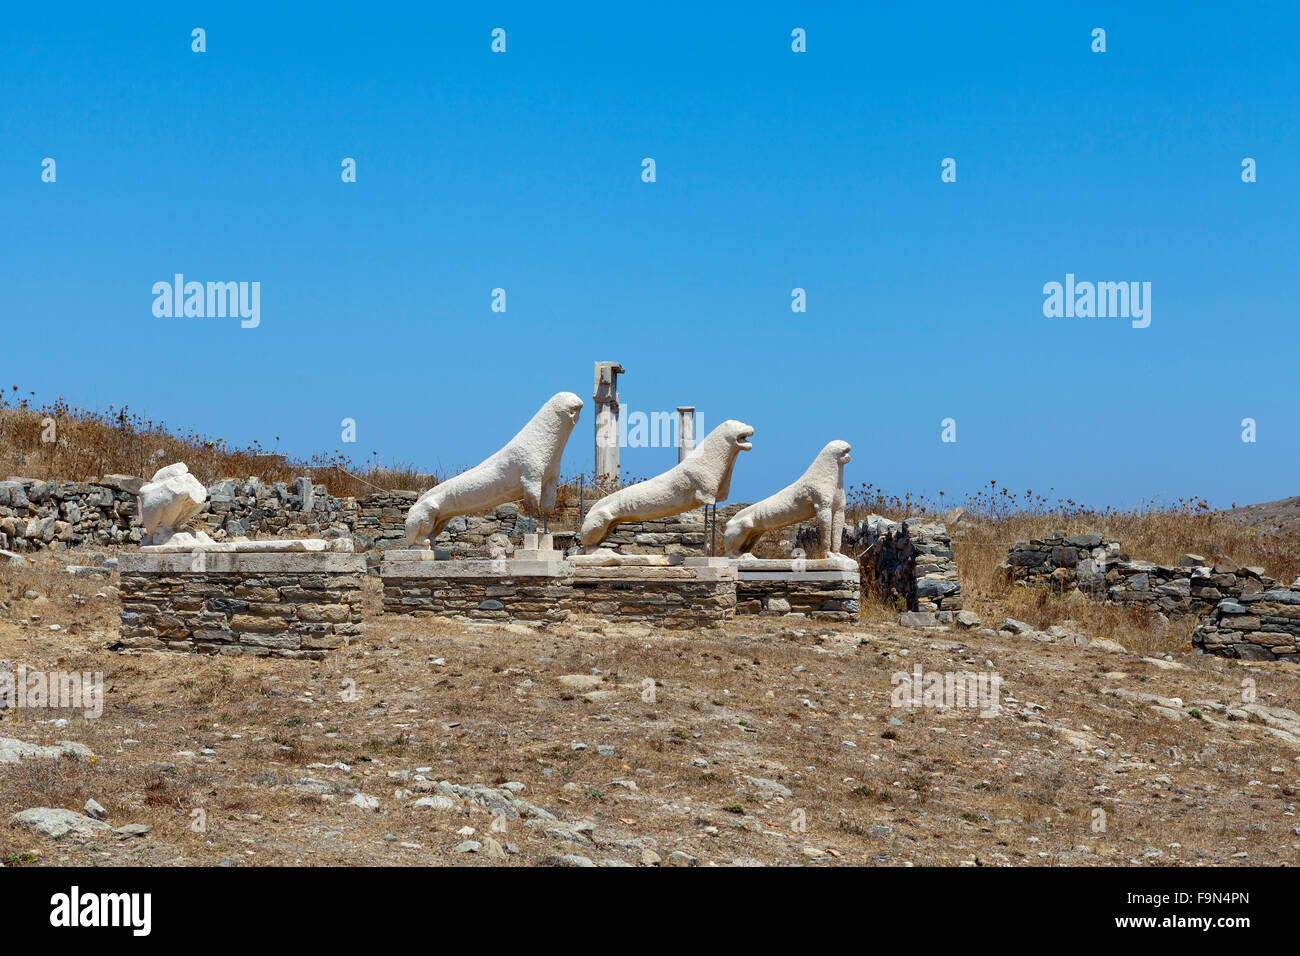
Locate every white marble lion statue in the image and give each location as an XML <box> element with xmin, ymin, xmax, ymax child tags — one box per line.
<box><xmin>723</xmin><ymin>439</ymin><xmax>850</xmax><ymax>558</ymax></box>
<box><xmin>405</xmin><ymin>392</ymin><xmax>583</xmax><ymax>548</ymax></box>
<box><xmin>579</xmin><ymin>419</ymin><xmax>753</xmax><ymax>547</ymax></box>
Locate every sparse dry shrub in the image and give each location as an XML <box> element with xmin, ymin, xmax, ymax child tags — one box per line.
<box><xmin>0</xmin><ymin>750</ymin><xmax>109</xmax><ymax>818</ymax></box>
<box><xmin>143</xmin><ymin>776</ymin><xmax>188</xmax><ymax>809</ymax></box>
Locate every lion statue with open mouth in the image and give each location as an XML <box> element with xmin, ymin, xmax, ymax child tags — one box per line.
<box><xmin>579</xmin><ymin>419</ymin><xmax>753</xmax><ymax>548</ymax></box>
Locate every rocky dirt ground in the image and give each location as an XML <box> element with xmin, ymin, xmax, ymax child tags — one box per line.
<box><xmin>2</xmin><ymin>553</ymin><xmax>1300</xmax><ymax>867</ymax></box>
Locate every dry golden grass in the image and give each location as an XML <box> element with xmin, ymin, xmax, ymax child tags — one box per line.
<box><xmin>965</xmin><ymin>509</ymin><xmax>1300</xmax><ymax>652</ymax></box>
<box><xmin>0</xmin><ymin>389</ymin><xmax>647</xmax><ymax>514</ymax></box>
<box><xmin>953</xmin><ymin>509</ymin><xmax>1300</xmax><ymax>601</ymax></box>
<box><xmin>0</xmin><ymin>391</ymin><xmax>434</xmax><ymax>498</ymax></box>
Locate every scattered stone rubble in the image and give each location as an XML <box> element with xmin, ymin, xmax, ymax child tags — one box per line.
<box><xmin>991</xmin><ymin>617</ymin><xmax>1128</xmax><ymax>654</ymax></box>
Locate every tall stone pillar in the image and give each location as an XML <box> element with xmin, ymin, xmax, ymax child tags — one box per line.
<box><xmin>676</xmin><ymin>406</ymin><xmax>696</xmax><ymax>463</ymax></box>
<box><xmin>593</xmin><ymin>362</ymin><xmax>624</xmax><ymax>483</ymax></box>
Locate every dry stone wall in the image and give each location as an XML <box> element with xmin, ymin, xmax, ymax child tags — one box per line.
<box><xmin>354</xmin><ymin>492</ymin><xmax>546</xmax><ymax>564</ymax></box>
<box><xmin>1002</xmin><ymin>530</ymin><xmax>1300</xmax><ymax>662</ymax></box>
<box><xmin>1193</xmin><ymin>581</ymin><xmax>1300</xmax><ymax>661</ymax></box>
<box><xmin>200</xmin><ymin>477</ymin><xmax>354</xmax><ymax>540</ymax></box>
<box><xmin>0</xmin><ymin>476</ymin><xmax>143</xmax><ymax>551</ymax></box>
<box><xmin>1002</xmin><ymin>532</ymin><xmax>1122</xmax><ymax>596</ymax></box>
<box><xmin>380</xmin><ymin>558</ymin><xmax>573</xmax><ymax>623</ymax></box>
<box><xmin>3</xmin><ymin>473</ymin><xmax>728</xmax><ymax>564</ymax></box>
<box><xmin>735</xmin><ymin>575</ymin><xmax>859</xmax><ymax>621</ymax></box>
<box><xmin>1002</xmin><ymin>532</ymin><xmax>1281</xmax><ymax>618</ymax></box>
<box><xmin>355</xmin><ymin>492</ymin><xmax>710</xmax><ymax>561</ymax></box>
<box><xmin>847</xmin><ymin>516</ymin><xmax>963</xmax><ymax>617</ymax></box>
<box><xmin>0</xmin><ymin>474</ymin><xmax>354</xmax><ymax>553</ymax></box>
<box><xmin>571</xmin><ymin>565</ymin><xmax>736</xmax><ymax>628</ymax></box>
<box><xmin>593</xmin><ymin>512</ymin><xmax>708</xmax><ymax>556</ymax></box>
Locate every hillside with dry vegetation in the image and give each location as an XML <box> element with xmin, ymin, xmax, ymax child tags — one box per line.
<box><xmin>3</xmin><ymin>391</ymin><xmax>1300</xmax><ymax>867</ymax></box>
<box><xmin>0</xmin><ymin>388</ymin><xmax>434</xmax><ymax>498</ymax></box>
<box><xmin>4</xmin><ymin>386</ymin><xmax>1300</xmax><ymax>658</ymax></box>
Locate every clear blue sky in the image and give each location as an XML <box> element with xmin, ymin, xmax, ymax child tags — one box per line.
<box><xmin>4</xmin><ymin>3</ymin><xmax>1296</xmax><ymax>509</ymax></box>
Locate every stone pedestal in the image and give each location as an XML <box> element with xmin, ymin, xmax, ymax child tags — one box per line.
<box><xmin>514</xmin><ymin>532</ymin><xmax>563</xmax><ymax>561</ymax></box>
<box><xmin>572</xmin><ymin>555</ymin><xmax>735</xmax><ymax>628</ymax></box>
<box><xmin>730</xmin><ymin>558</ymin><xmax>861</xmax><ymax>620</ymax></box>
<box><xmin>118</xmin><ymin>548</ymin><xmax>366</xmax><ymax>658</ymax></box>
<box><xmin>381</xmin><ymin>550</ymin><xmax>573</xmax><ymax>623</ymax></box>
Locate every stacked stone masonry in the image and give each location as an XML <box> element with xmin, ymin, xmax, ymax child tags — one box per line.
<box><xmin>592</xmin><ymin>511</ymin><xmax>708</xmax><ymax>556</ymax></box>
<box><xmin>116</xmin><ymin>552</ymin><xmax>366</xmax><ymax>659</ymax></box>
<box><xmin>1</xmin><ymin>475</ymin><xmax>144</xmax><ymax>551</ymax></box>
<box><xmin>1002</xmin><ymin>532</ymin><xmax>1280</xmax><ymax>618</ymax></box>
<box><xmin>847</xmin><ymin>516</ymin><xmax>963</xmax><ymax>614</ymax></box>
<box><xmin>381</xmin><ymin>559</ymin><xmax>573</xmax><ymax>624</ymax></box>
<box><xmin>571</xmin><ymin>566</ymin><xmax>736</xmax><ymax>629</ymax></box>
<box><xmin>1193</xmin><ymin>583</ymin><xmax>1300</xmax><ymax>661</ymax></box>
<box><xmin>354</xmin><ymin>493</ymin><xmax>709</xmax><ymax>563</ymax></box>
<box><xmin>1003</xmin><ymin>532</ymin><xmax>1121</xmax><ymax>597</ymax></box>
<box><xmin>735</xmin><ymin>575</ymin><xmax>859</xmax><ymax>621</ymax></box>
<box><xmin>355</xmin><ymin>493</ymin><xmax>549</xmax><ymax>566</ymax></box>
<box><xmin>201</xmin><ymin>476</ymin><xmax>355</xmax><ymax>541</ymax></box>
